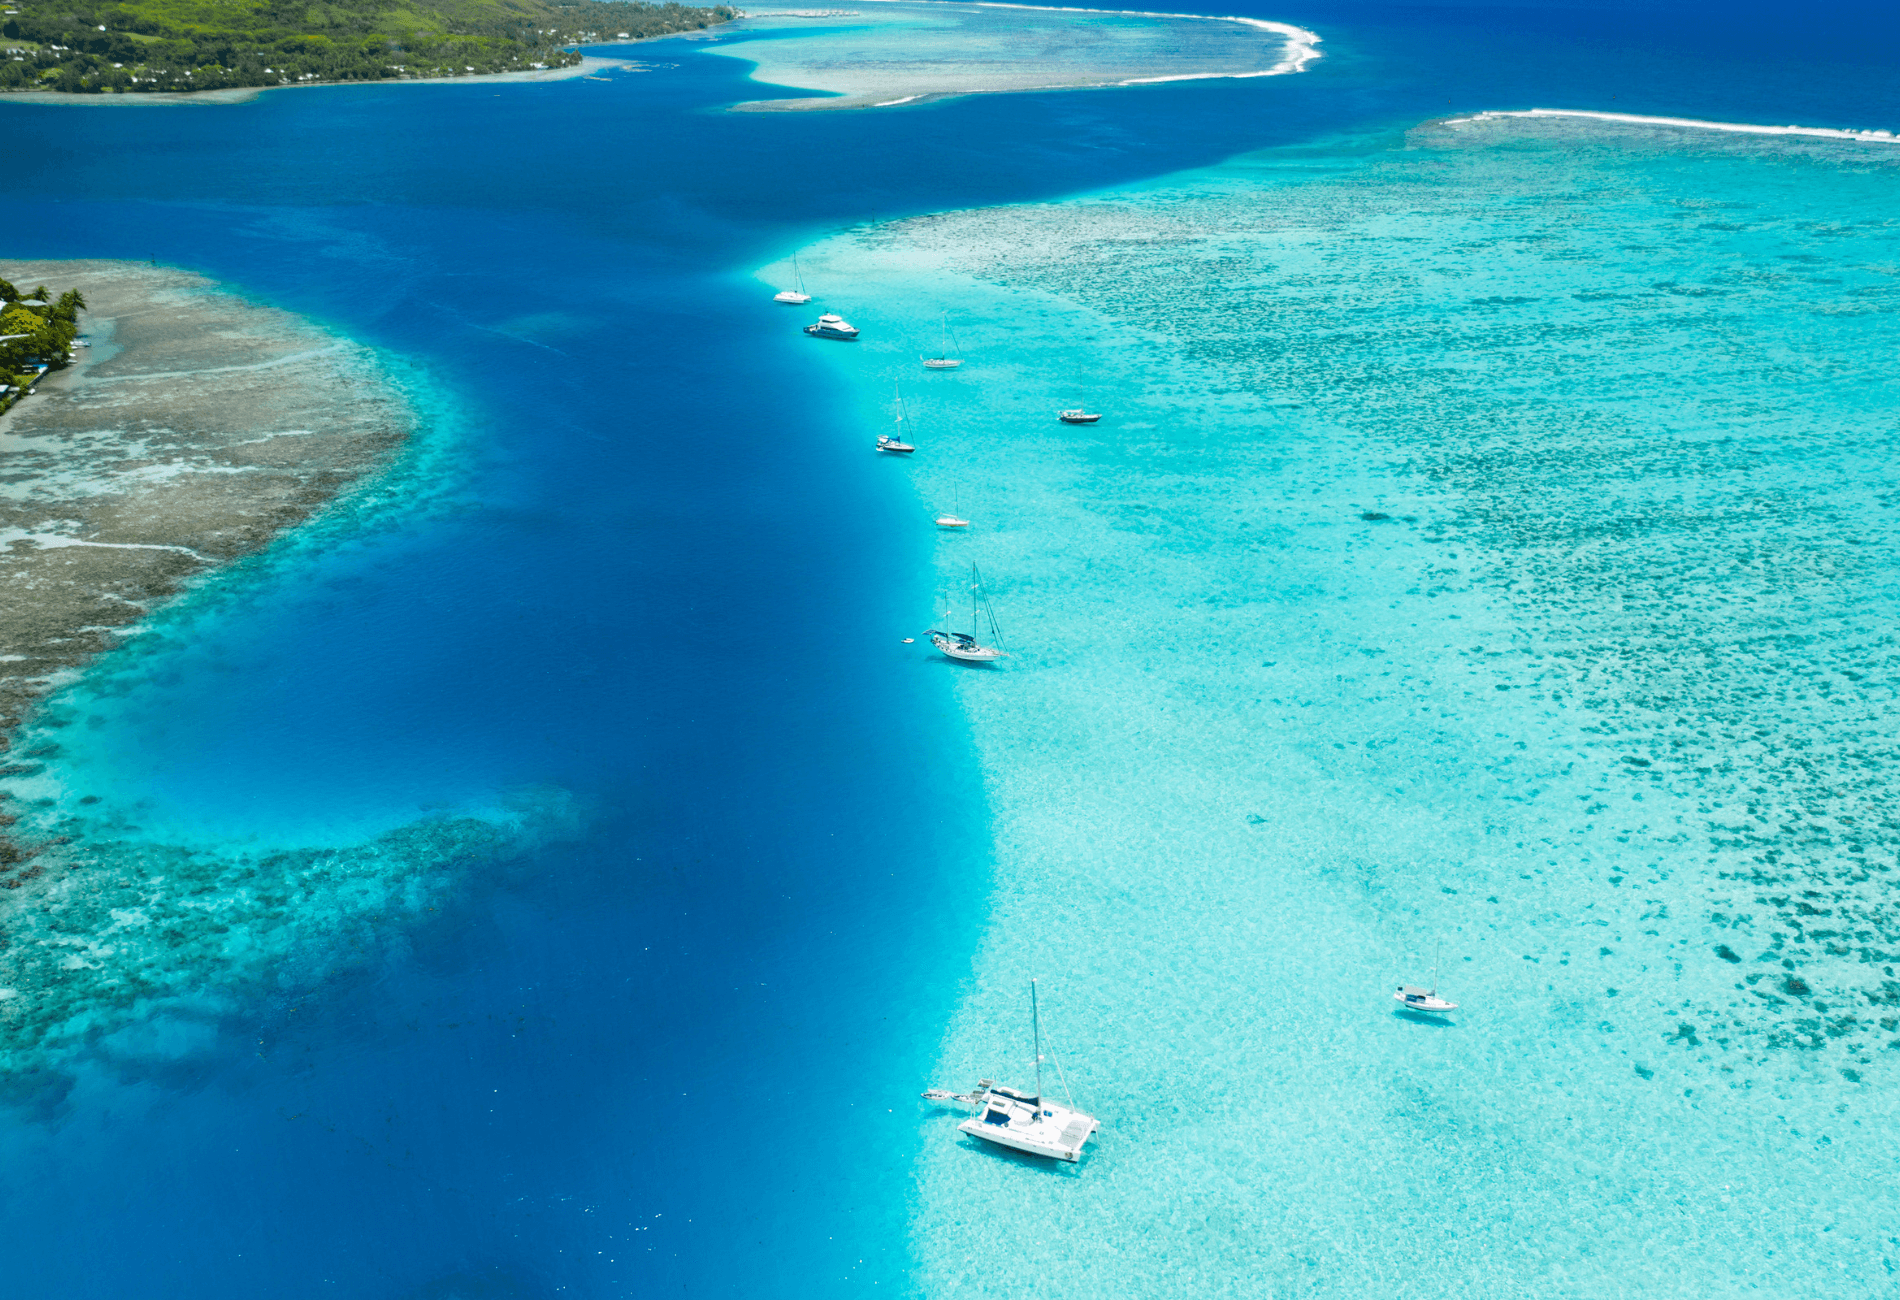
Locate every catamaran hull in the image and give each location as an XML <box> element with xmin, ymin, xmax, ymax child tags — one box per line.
<box><xmin>923</xmin><ymin>358</ymin><xmax>961</xmax><ymax>369</ymax></box>
<box><xmin>805</xmin><ymin>325</ymin><xmax>859</xmax><ymax>340</ymax></box>
<box><xmin>774</xmin><ymin>292</ymin><xmax>812</xmax><ymax>304</ymax></box>
<box><xmin>959</xmin><ymin>1121</ymin><xmax>1085</xmax><ymax>1162</ymax></box>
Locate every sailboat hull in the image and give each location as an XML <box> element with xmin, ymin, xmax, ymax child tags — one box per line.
<box><xmin>922</xmin><ymin>358</ymin><xmax>961</xmax><ymax>369</ymax></box>
<box><xmin>774</xmin><ymin>291</ymin><xmax>812</xmax><ymax>304</ymax></box>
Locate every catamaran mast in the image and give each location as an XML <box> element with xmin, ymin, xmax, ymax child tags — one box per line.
<box><xmin>1031</xmin><ymin>979</ymin><xmax>1044</xmax><ymax>1109</ymax></box>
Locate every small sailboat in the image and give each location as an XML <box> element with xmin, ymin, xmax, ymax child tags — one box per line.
<box><xmin>928</xmin><ymin>563</ymin><xmax>1006</xmax><ymax>662</ymax></box>
<box><xmin>879</xmin><ymin>381</ymin><xmax>916</xmax><ymax>455</ymax></box>
<box><xmin>922</xmin><ymin>313</ymin><xmax>962</xmax><ymax>369</ymax></box>
<box><xmin>934</xmin><ymin>485</ymin><xmax>970</xmax><ymax>529</ymax></box>
<box><xmin>923</xmin><ymin>981</ymin><xmax>1097</xmax><ymax>1163</ymax></box>
<box><xmin>1058</xmin><ymin>408</ymin><xmax>1101</xmax><ymax>424</ymax></box>
<box><xmin>773</xmin><ymin>254</ymin><xmax>812</xmax><ymax>305</ymax></box>
<box><xmin>1396</xmin><ymin>948</ymin><xmax>1458</xmax><ymax>1015</ymax></box>
<box><xmin>804</xmin><ymin>312</ymin><xmax>859</xmax><ymax>340</ymax></box>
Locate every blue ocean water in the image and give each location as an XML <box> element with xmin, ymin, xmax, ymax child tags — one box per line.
<box><xmin>2</xmin><ymin>3</ymin><xmax>1899</xmax><ymax>1297</ymax></box>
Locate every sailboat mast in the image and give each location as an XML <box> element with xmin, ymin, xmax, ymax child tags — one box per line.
<box><xmin>1030</xmin><ymin>979</ymin><xmax>1044</xmax><ymax>1109</ymax></box>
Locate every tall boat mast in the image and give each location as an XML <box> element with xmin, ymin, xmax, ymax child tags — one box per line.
<box><xmin>1031</xmin><ymin>979</ymin><xmax>1044</xmax><ymax>1109</ymax></box>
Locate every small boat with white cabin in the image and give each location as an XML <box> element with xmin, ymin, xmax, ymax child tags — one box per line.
<box><xmin>1058</xmin><ymin>408</ymin><xmax>1101</xmax><ymax>424</ymax></box>
<box><xmin>1395</xmin><ymin>950</ymin><xmax>1457</xmax><ymax>1015</ymax></box>
<box><xmin>928</xmin><ymin>563</ymin><xmax>1006</xmax><ymax>662</ymax></box>
<box><xmin>773</xmin><ymin>254</ymin><xmax>812</xmax><ymax>305</ymax></box>
<box><xmin>923</xmin><ymin>981</ymin><xmax>1097</xmax><ymax>1163</ymax></box>
<box><xmin>922</xmin><ymin>313</ymin><xmax>962</xmax><ymax>369</ymax></box>
<box><xmin>804</xmin><ymin>313</ymin><xmax>859</xmax><ymax>340</ymax></box>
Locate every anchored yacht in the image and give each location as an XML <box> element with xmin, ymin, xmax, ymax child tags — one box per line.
<box><xmin>923</xmin><ymin>982</ymin><xmax>1097</xmax><ymax>1163</ymax></box>
<box><xmin>880</xmin><ymin>381</ymin><xmax>916</xmax><ymax>454</ymax></box>
<box><xmin>922</xmin><ymin>313</ymin><xmax>962</xmax><ymax>369</ymax></box>
<box><xmin>1058</xmin><ymin>409</ymin><xmax>1101</xmax><ymax>424</ymax></box>
<box><xmin>1395</xmin><ymin>949</ymin><xmax>1458</xmax><ymax>1015</ymax></box>
<box><xmin>773</xmin><ymin>255</ymin><xmax>812</xmax><ymax>305</ymax></box>
<box><xmin>928</xmin><ymin>563</ymin><xmax>1006</xmax><ymax>662</ymax></box>
<box><xmin>804</xmin><ymin>313</ymin><xmax>859</xmax><ymax>340</ymax></box>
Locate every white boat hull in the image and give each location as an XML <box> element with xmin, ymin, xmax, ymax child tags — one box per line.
<box><xmin>954</xmin><ymin>1089</ymin><xmax>1097</xmax><ymax>1162</ymax></box>
<box><xmin>1396</xmin><ymin>986</ymin><xmax>1457</xmax><ymax>1014</ymax></box>
<box><xmin>930</xmin><ymin>633</ymin><xmax>1003</xmax><ymax>661</ymax></box>
<box><xmin>774</xmin><ymin>291</ymin><xmax>812</xmax><ymax>304</ymax></box>
<box><xmin>923</xmin><ymin>358</ymin><xmax>961</xmax><ymax>369</ymax></box>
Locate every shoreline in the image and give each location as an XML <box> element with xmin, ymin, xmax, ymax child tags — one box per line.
<box><xmin>0</xmin><ymin>259</ymin><xmax>413</xmax><ymax>858</ymax></box>
<box><xmin>0</xmin><ymin>54</ymin><xmax>638</xmax><ymax>107</ymax></box>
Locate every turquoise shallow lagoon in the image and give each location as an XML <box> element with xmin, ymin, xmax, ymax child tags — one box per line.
<box><xmin>785</xmin><ymin>111</ymin><xmax>1900</xmax><ymax>1296</ymax></box>
<box><xmin>4</xmin><ymin>0</ymin><xmax>1900</xmax><ymax>1294</ymax></box>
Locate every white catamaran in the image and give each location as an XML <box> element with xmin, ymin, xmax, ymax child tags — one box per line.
<box><xmin>923</xmin><ymin>981</ymin><xmax>1098</xmax><ymax>1163</ymax></box>
<box><xmin>773</xmin><ymin>254</ymin><xmax>812</xmax><ymax>305</ymax></box>
<box><xmin>928</xmin><ymin>562</ymin><xmax>1005</xmax><ymax>661</ymax></box>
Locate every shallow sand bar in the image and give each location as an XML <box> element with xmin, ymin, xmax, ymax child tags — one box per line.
<box><xmin>713</xmin><ymin>2</ymin><xmax>1319</xmax><ymax>110</ymax></box>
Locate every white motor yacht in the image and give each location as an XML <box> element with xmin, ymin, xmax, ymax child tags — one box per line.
<box><xmin>804</xmin><ymin>313</ymin><xmax>859</xmax><ymax>340</ymax></box>
<box><xmin>923</xmin><ymin>982</ymin><xmax>1097</xmax><ymax>1163</ymax></box>
<box><xmin>773</xmin><ymin>254</ymin><xmax>813</xmax><ymax>304</ymax></box>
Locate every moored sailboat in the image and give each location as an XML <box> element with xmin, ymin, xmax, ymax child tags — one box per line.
<box><xmin>879</xmin><ymin>380</ymin><xmax>917</xmax><ymax>454</ymax></box>
<box><xmin>923</xmin><ymin>981</ymin><xmax>1097</xmax><ymax>1163</ymax></box>
<box><xmin>922</xmin><ymin>313</ymin><xmax>962</xmax><ymax>369</ymax></box>
<box><xmin>772</xmin><ymin>254</ymin><xmax>813</xmax><ymax>305</ymax></box>
<box><xmin>1395</xmin><ymin>947</ymin><xmax>1458</xmax><ymax>1015</ymax></box>
<box><xmin>928</xmin><ymin>562</ymin><xmax>1005</xmax><ymax>661</ymax></box>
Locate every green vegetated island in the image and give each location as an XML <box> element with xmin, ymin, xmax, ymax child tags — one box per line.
<box><xmin>0</xmin><ymin>0</ymin><xmax>735</xmax><ymax>94</ymax></box>
<box><xmin>0</xmin><ymin>275</ymin><xmax>84</xmax><ymax>414</ymax></box>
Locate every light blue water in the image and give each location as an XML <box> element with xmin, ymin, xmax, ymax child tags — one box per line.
<box><xmin>794</xmin><ymin>109</ymin><xmax>1900</xmax><ymax>1297</ymax></box>
<box><xmin>1</xmin><ymin>2</ymin><xmax>1898</xmax><ymax>1296</ymax></box>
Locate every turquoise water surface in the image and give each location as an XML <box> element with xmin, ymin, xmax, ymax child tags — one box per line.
<box><xmin>789</xmin><ymin>110</ymin><xmax>1900</xmax><ymax>1296</ymax></box>
<box><xmin>1</xmin><ymin>1</ymin><xmax>1898</xmax><ymax>1296</ymax></box>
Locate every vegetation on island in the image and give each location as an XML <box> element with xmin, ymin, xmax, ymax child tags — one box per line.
<box><xmin>0</xmin><ymin>277</ymin><xmax>86</xmax><ymax>413</ymax></box>
<box><xmin>0</xmin><ymin>0</ymin><xmax>736</xmax><ymax>94</ymax></box>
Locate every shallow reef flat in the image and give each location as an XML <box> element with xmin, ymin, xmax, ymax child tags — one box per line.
<box><xmin>710</xmin><ymin>3</ymin><xmax>1317</xmax><ymax>111</ymax></box>
<box><xmin>0</xmin><ymin>262</ymin><xmax>579</xmax><ymax>1082</ymax></box>
<box><xmin>780</xmin><ymin>115</ymin><xmax>1900</xmax><ymax>1297</ymax></box>
<box><xmin>0</xmin><ymin>261</ymin><xmax>411</xmax><ymax>748</ymax></box>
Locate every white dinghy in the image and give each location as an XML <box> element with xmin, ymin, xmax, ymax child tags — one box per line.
<box><xmin>924</xmin><ymin>981</ymin><xmax>1097</xmax><ymax>1163</ymax></box>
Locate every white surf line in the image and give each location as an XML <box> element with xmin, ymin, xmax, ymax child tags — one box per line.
<box><xmin>0</xmin><ymin>529</ymin><xmax>210</xmax><ymax>561</ymax></box>
<box><xmin>1449</xmin><ymin>108</ymin><xmax>1900</xmax><ymax>145</ymax></box>
<box><xmin>851</xmin><ymin>0</ymin><xmax>1323</xmax><ymax>75</ymax></box>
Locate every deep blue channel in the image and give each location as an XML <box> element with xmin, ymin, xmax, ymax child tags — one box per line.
<box><xmin>2</xmin><ymin>2</ymin><xmax>1897</xmax><ymax>1296</ymax></box>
